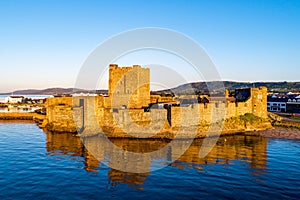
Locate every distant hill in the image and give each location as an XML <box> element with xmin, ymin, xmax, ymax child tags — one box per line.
<box><xmin>1</xmin><ymin>81</ymin><xmax>299</xmax><ymax>96</ymax></box>
<box><xmin>0</xmin><ymin>88</ymin><xmax>108</xmax><ymax>95</ymax></box>
<box><xmin>0</xmin><ymin>88</ymin><xmax>76</xmax><ymax>95</ymax></box>
<box><xmin>157</xmin><ymin>81</ymin><xmax>300</xmax><ymax>95</ymax></box>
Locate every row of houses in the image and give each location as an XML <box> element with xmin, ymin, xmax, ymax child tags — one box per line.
<box><xmin>267</xmin><ymin>92</ymin><xmax>300</xmax><ymax>113</ymax></box>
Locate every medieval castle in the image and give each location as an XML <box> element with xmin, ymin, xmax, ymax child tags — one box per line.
<box><xmin>45</xmin><ymin>64</ymin><xmax>269</xmax><ymax>138</ymax></box>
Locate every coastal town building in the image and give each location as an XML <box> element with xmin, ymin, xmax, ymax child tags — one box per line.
<box><xmin>267</xmin><ymin>93</ymin><xmax>300</xmax><ymax>113</ymax></box>
<box><xmin>0</xmin><ymin>95</ymin><xmax>48</xmax><ymax>104</ymax></box>
<box><xmin>267</xmin><ymin>96</ymin><xmax>287</xmax><ymax>112</ymax></box>
<box><xmin>286</xmin><ymin>95</ymin><xmax>300</xmax><ymax>113</ymax></box>
<box><xmin>6</xmin><ymin>96</ymin><xmax>24</xmax><ymax>104</ymax></box>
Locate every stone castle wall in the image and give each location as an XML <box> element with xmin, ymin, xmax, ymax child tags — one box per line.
<box><xmin>170</xmin><ymin>87</ymin><xmax>267</xmax><ymax>128</ymax></box>
<box><xmin>45</xmin><ymin>86</ymin><xmax>269</xmax><ymax>135</ymax></box>
<box><xmin>46</xmin><ymin>98</ymin><xmax>77</xmax><ymax>132</ymax></box>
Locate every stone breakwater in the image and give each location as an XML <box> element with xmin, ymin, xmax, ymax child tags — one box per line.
<box><xmin>0</xmin><ymin>112</ymin><xmax>35</xmax><ymax>120</ymax></box>
<box><xmin>0</xmin><ymin>112</ymin><xmax>46</xmax><ymax>127</ymax></box>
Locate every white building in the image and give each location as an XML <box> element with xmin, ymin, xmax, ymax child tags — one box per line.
<box><xmin>267</xmin><ymin>96</ymin><xmax>288</xmax><ymax>112</ymax></box>
<box><xmin>267</xmin><ymin>93</ymin><xmax>300</xmax><ymax>113</ymax></box>
<box><xmin>267</xmin><ymin>101</ymin><xmax>287</xmax><ymax>112</ymax></box>
<box><xmin>7</xmin><ymin>96</ymin><xmax>24</xmax><ymax>104</ymax></box>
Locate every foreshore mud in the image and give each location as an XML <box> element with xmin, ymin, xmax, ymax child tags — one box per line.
<box><xmin>245</xmin><ymin>127</ymin><xmax>300</xmax><ymax>140</ymax></box>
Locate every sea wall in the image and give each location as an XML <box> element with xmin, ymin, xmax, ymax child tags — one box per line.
<box><xmin>0</xmin><ymin>112</ymin><xmax>45</xmax><ymax>121</ymax></box>
<box><xmin>0</xmin><ymin>112</ymin><xmax>36</xmax><ymax>120</ymax></box>
<box><xmin>0</xmin><ymin>112</ymin><xmax>46</xmax><ymax>127</ymax></box>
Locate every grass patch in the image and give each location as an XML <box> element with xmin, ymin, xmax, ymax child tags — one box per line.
<box><xmin>278</xmin><ymin>114</ymin><xmax>300</xmax><ymax>120</ymax></box>
<box><xmin>273</xmin><ymin>121</ymin><xmax>300</xmax><ymax>130</ymax></box>
<box><xmin>290</xmin><ymin>116</ymin><xmax>300</xmax><ymax>120</ymax></box>
<box><xmin>239</xmin><ymin>113</ymin><xmax>263</xmax><ymax>123</ymax></box>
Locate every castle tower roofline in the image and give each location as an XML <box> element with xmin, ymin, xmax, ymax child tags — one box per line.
<box><xmin>109</xmin><ymin>64</ymin><xmax>118</xmax><ymax>69</ymax></box>
<box><xmin>133</xmin><ymin>65</ymin><xmax>141</xmax><ymax>68</ymax></box>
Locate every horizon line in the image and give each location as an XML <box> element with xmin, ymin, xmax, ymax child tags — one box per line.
<box><xmin>1</xmin><ymin>80</ymin><xmax>300</xmax><ymax>94</ymax></box>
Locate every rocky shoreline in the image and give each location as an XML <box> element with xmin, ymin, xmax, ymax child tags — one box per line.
<box><xmin>1</xmin><ymin>112</ymin><xmax>300</xmax><ymax>140</ymax></box>
<box><xmin>244</xmin><ymin>127</ymin><xmax>300</xmax><ymax>140</ymax></box>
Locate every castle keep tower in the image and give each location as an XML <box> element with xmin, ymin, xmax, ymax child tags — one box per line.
<box><xmin>108</xmin><ymin>64</ymin><xmax>150</xmax><ymax>108</ymax></box>
<box><xmin>251</xmin><ymin>86</ymin><xmax>268</xmax><ymax>118</ymax></box>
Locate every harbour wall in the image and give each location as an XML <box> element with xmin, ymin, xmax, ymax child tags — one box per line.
<box><xmin>0</xmin><ymin>112</ymin><xmax>36</xmax><ymax>120</ymax></box>
<box><xmin>0</xmin><ymin>112</ymin><xmax>46</xmax><ymax>127</ymax></box>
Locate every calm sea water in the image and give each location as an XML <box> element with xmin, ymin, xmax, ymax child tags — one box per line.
<box><xmin>0</xmin><ymin>122</ymin><xmax>300</xmax><ymax>199</ymax></box>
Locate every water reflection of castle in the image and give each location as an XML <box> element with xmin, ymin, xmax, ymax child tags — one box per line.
<box><xmin>45</xmin><ymin>131</ymin><xmax>267</xmax><ymax>188</ymax></box>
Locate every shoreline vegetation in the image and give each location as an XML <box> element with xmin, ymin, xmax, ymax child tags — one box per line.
<box><xmin>1</xmin><ymin>112</ymin><xmax>299</xmax><ymax>139</ymax></box>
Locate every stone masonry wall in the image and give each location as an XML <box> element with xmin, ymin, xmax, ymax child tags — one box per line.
<box><xmin>45</xmin><ymin>86</ymin><xmax>268</xmax><ymax>134</ymax></box>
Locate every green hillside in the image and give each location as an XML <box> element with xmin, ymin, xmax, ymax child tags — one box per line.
<box><xmin>157</xmin><ymin>81</ymin><xmax>300</xmax><ymax>95</ymax></box>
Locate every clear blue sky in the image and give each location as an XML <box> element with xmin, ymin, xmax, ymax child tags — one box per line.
<box><xmin>0</xmin><ymin>0</ymin><xmax>299</xmax><ymax>92</ymax></box>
